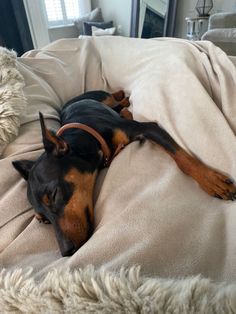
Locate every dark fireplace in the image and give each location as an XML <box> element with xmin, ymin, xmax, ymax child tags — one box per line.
<box><xmin>141</xmin><ymin>7</ymin><xmax>165</xmax><ymax>38</ymax></box>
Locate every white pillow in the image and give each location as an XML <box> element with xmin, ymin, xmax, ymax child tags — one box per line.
<box><xmin>92</xmin><ymin>26</ymin><xmax>116</xmax><ymax>36</ymax></box>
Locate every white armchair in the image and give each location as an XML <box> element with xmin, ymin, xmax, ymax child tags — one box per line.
<box><xmin>201</xmin><ymin>12</ymin><xmax>236</xmax><ymax>55</ymax></box>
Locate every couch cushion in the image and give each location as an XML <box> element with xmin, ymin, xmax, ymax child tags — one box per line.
<box><xmin>74</xmin><ymin>8</ymin><xmax>103</xmax><ymax>35</ymax></box>
<box><xmin>92</xmin><ymin>26</ymin><xmax>116</xmax><ymax>36</ymax></box>
<box><xmin>83</xmin><ymin>20</ymin><xmax>113</xmax><ymax>36</ymax></box>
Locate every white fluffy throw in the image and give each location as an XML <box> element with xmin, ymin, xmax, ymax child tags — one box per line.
<box><xmin>0</xmin><ymin>266</ymin><xmax>236</xmax><ymax>313</ymax></box>
<box><xmin>0</xmin><ymin>47</ymin><xmax>26</xmax><ymax>155</ymax></box>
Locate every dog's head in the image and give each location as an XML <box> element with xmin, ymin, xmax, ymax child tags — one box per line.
<box><xmin>13</xmin><ymin>113</ymin><xmax>97</xmax><ymax>256</ymax></box>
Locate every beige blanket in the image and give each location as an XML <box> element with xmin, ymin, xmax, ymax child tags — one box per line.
<box><xmin>1</xmin><ymin>37</ymin><xmax>236</xmax><ymax>282</ymax></box>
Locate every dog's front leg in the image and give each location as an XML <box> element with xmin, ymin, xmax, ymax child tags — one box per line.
<box><xmin>35</xmin><ymin>212</ymin><xmax>51</xmax><ymax>224</ymax></box>
<box><xmin>136</xmin><ymin>121</ymin><xmax>236</xmax><ymax>200</ymax></box>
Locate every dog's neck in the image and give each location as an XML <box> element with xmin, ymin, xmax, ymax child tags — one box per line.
<box><xmin>57</xmin><ymin>123</ymin><xmax>111</xmax><ymax>167</ymax></box>
<box><xmin>57</xmin><ymin>122</ymin><xmax>126</xmax><ymax>169</ymax></box>
<box><xmin>59</xmin><ymin>129</ymin><xmax>104</xmax><ymax>171</ymax></box>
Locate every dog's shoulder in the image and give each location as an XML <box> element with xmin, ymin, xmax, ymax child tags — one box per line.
<box><xmin>63</xmin><ymin>90</ymin><xmax>111</xmax><ymax>110</ymax></box>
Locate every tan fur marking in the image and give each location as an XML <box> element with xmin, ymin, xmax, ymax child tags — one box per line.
<box><xmin>42</xmin><ymin>194</ymin><xmax>50</xmax><ymax>206</ymax></box>
<box><xmin>112</xmin><ymin>90</ymin><xmax>125</xmax><ymax>101</ymax></box>
<box><xmin>45</xmin><ymin>129</ymin><xmax>68</xmax><ymax>154</ymax></box>
<box><xmin>59</xmin><ymin>168</ymin><xmax>97</xmax><ymax>246</ymax></box>
<box><xmin>102</xmin><ymin>96</ymin><xmax>116</xmax><ymax>108</ymax></box>
<box><xmin>173</xmin><ymin>148</ymin><xmax>236</xmax><ymax>199</ymax></box>
<box><xmin>46</xmin><ymin>129</ymin><xmax>59</xmax><ymax>146</ymax></box>
<box><xmin>120</xmin><ymin>108</ymin><xmax>133</xmax><ymax>120</ymax></box>
<box><xmin>119</xmin><ymin>97</ymin><xmax>130</xmax><ymax>108</ymax></box>
<box><xmin>112</xmin><ymin>129</ymin><xmax>130</xmax><ymax>149</ymax></box>
<box><xmin>172</xmin><ymin>149</ymin><xmax>200</xmax><ymax>176</ymax></box>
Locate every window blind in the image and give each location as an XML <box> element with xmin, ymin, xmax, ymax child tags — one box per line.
<box><xmin>43</xmin><ymin>0</ymin><xmax>80</xmax><ymax>27</ymax></box>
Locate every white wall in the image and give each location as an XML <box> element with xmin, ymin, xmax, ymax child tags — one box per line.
<box><xmin>175</xmin><ymin>0</ymin><xmax>236</xmax><ymax>39</ymax></box>
<box><xmin>92</xmin><ymin>0</ymin><xmax>132</xmax><ymax>36</ymax></box>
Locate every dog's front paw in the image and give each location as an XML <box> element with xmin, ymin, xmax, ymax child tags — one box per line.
<box><xmin>35</xmin><ymin>213</ymin><xmax>51</xmax><ymax>224</ymax></box>
<box><xmin>197</xmin><ymin>168</ymin><xmax>236</xmax><ymax>200</ymax></box>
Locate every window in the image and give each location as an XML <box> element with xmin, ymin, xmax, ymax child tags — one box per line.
<box><xmin>42</xmin><ymin>0</ymin><xmax>80</xmax><ymax>27</ymax></box>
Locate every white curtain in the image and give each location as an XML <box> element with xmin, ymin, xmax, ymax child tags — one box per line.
<box><xmin>23</xmin><ymin>0</ymin><xmax>50</xmax><ymax>49</ymax></box>
<box><xmin>78</xmin><ymin>0</ymin><xmax>91</xmax><ymax>15</ymax></box>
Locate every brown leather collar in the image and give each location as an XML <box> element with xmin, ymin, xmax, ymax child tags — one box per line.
<box><xmin>56</xmin><ymin>122</ymin><xmax>112</xmax><ymax>166</ymax></box>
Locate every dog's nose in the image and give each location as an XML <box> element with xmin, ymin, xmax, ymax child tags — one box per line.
<box><xmin>57</xmin><ymin>235</ymin><xmax>78</xmax><ymax>256</ymax></box>
<box><xmin>52</xmin><ymin>222</ymin><xmax>78</xmax><ymax>256</ymax></box>
<box><xmin>61</xmin><ymin>245</ymin><xmax>77</xmax><ymax>257</ymax></box>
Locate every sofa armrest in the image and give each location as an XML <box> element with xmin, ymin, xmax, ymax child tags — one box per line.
<box><xmin>208</xmin><ymin>12</ymin><xmax>236</xmax><ymax>30</ymax></box>
<box><xmin>202</xmin><ymin>28</ymin><xmax>236</xmax><ymax>41</ymax></box>
<box><xmin>201</xmin><ymin>28</ymin><xmax>236</xmax><ymax>55</ymax></box>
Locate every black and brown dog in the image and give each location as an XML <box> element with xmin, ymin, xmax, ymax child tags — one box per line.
<box><xmin>13</xmin><ymin>90</ymin><xmax>236</xmax><ymax>256</ymax></box>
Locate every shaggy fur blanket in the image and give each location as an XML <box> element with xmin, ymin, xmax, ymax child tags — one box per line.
<box><xmin>0</xmin><ymin>47</ymin><xmax>26</xmax><ymax>155</ymax></box>
<box><xmin>0</xmin><ymin>266</ymin><xmax>236</xmax><ymax>313</ymax></box>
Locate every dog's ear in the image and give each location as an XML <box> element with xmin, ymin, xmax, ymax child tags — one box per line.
<box><xmin>39</xmin><ymin>112</ymin><xmax>69</xmax><ymax>157</ymax></box>
<box><xmin>12</xmin><ymin>160</ymin><xmax>35</xmax><ymax>180</ymax></box>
